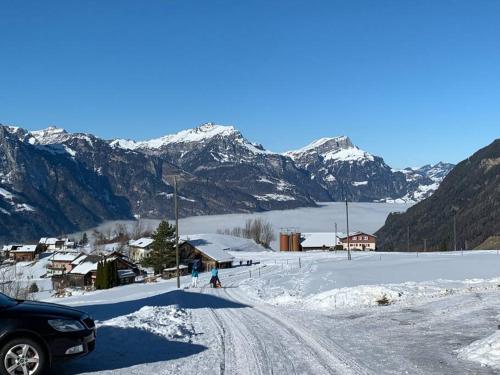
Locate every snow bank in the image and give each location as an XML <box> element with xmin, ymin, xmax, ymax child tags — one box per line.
<box><xmin>244</xmin><ymin>276</ymin><xmax>500</xmax><ymax>311</ymax></box>
<box><xmin>98</xmin><ymin>305</ymin><xmax>194</xmax><ymax>340</ymax></box>
<box><xmin>458</xmin><ymin>330</ymin><xmax>500</xmax><ymax>370</ymax></box>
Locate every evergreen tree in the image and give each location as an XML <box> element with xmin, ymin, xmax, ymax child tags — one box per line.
<box><xmin>439</xmin><ymin>241</ymin><xmax>448</xmax><ymax>251</ymax></box>
<box><xmin>141</xmin><ymin>220</ymin><xmax>177</xmax><ymax>274</ymax></box>
<box><xmin>95</xmin><ymin>261</ymin><xmax>103</xmax><ymax>290</ymax></box>
<box><xmin>108</xmin><ymin>260</ymin><xmax>119</xmax><ymax>287</ymax></box>
<box><xmin>29</xmin><ymin>282</ymin><xmax>39</xmax><ymax>294</ymax></box>
<box><xmin>102</xmin><ymin>260</ymin><xmax>110</xmax><ymax>289</ymax></box>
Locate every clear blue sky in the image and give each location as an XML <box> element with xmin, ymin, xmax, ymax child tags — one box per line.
<box><xmin>1</xmin><ymin>1</ymin><xmax>499</xmax><ymax>168</ymax></box>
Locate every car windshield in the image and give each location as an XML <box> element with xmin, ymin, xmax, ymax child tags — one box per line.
<box><xmin>0</xmin><ymin>292</ymin><xmax>17</xmax><ymax>308</ymax></box>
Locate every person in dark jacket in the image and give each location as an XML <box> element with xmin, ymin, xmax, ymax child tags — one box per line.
<box><xmin>210</xmin><ymin>266</ymin><xmax>221</xmax><ymax>288</ymax></box>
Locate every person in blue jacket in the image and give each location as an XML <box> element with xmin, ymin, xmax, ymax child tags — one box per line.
<box><xmin>191</xmin><ymin>265</ymin><xmax>199</xmax><ymax>288</ymax></box>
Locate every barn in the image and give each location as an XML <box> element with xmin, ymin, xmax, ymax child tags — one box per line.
<box><xmin>179</xmin><ymin>234</ymin><xmax>236</xmax><ymax>271</ymax></box>
<box><xmin>300</xmin><ymin>232</ymin><xmax>347</xmax><ymax>251</ymax></box>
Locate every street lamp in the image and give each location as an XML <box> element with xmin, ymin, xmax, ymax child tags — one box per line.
<box><xmin>345</xmin><ymin>198</ymin><xmax>351</xmax><ymax>261</ymax></box>
<box><xmin>174</xmin><ymin>176</ymin><xmax>180</xmax><ymax>288</ymax></box>
<box><xmin>167</xmin><ymin>174</ymin><xmax>181</xmax><ymax>289</ymax></box>
<box><xmin>453</xmin><ymin>211</ymin><xmax>457</xmax><ymax>252</ymax></box>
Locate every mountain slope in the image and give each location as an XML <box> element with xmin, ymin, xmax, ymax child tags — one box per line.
<box><xmin>376</xmin><ymin>139</ymin><xmax>500</xmax><ymax>251</ymax></box>
<box><xmin>23</xmin><ymin>126</ymin><xmax>288</xmax><ymax>217</ymax></box>
<box><xmin>112</xmin><ymin>123</ymin><xmax>330</xmax><ymax>208</ymax></box>
<box><xmin>285</xmin><ymin>137</ymin><xmax>451</xmax><ymax>202</ymax></box>
<box><xmin>0</xmin><ymin>126</ymin><xmax>132</xmax><ymax>243</ymax></box>
<box><xmin>0</xmin><ymin>122</ymin><xmax>454</xmax><ymax>243</ymax></box>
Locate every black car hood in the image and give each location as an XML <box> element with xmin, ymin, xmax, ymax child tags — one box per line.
<box><xmin>6</xmin><ymin>300</ymin><xmax>87</xmax><ymax>320</ymax></box>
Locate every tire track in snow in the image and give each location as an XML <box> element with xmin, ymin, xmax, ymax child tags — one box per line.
<box><xmin>215</xmin><ymin>263</ymin><xmax>374</xmax><ymax>375</ymax></box>
<box><xmin>222</xmin><ymin>285</ymin><xmax>372</xmax><ymax>375</ymax></box>
<box><xmin>204</xmin><ymin>286</ymin><xmax>269</xmax><ymax>375</ymax></box>
<box><xmin>207</xmin><ymin>307</ymin><xmax>226</xmax><ymax>375</ymax></box>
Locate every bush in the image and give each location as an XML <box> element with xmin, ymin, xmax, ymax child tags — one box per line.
<box><xmin>29</xmin><ymin>282</ymin><xmax>39</xmax><ymax>294</ymax></box>
<box><xmin>376</xmin><ymin>294</ymin><xmax>391</xmax><ymax>306</ymax></box>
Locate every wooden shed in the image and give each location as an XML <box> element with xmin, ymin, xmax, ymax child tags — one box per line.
<box><xmin>179</xmin><ymin>234</ymin><xmax>235</xmax><ymax>272</ymax></box>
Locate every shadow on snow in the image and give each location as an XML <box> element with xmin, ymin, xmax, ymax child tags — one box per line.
<box><xmin>51</xmin><ymin>290</ymin><xmax>247</xmax><ymax>374</ymax></box>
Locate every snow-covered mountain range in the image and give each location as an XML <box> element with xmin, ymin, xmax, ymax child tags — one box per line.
<box><xmin>0</xmin><ymin>122</ymin><xmax>453</xmax><ymax>243</ymax></box>
<box><xmin>285</xmin><ymin>135</ymin><xmax>453</xmax><ymax>203</ymax></box>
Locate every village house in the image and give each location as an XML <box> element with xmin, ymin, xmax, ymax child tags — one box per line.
<box><xmin>340</xmin><ymin>232</ymin><xmax>377</xmax><ymax>251</ymax></box>
<box><xmin>47</xmin><ymin>252</ymin><xmax>85</xmax><ymax>277</ymax></box>
<box><xmin>9</xmin><ymin>245</ymin><xmax>40</xmax><ymax>262</ymax></box>
<box><xmin>61</xmin><ymin>252</ymin><xmax>140</xmax><ymax>289</ymax></box>
<box><xmin>66</xmin><ymin>255</ymin><xmax>101</xmax><ymax>288</ymax></box>
<box><xmin>179</xmin><ymin>234</ymin><xmax>236</xmax><ymax>271</ymax></box>
<box><xmin>128</xmin><ymin>237</ymin><xmax>154</xmax><ymax>263</ymax></box>
<box><xmin>39</xmin><ymin>237</ymin><xmax>76</xmax><ymax>251</ymax></box>
<box><xmin>108</xmin><ymin>252</ymin><xmax>141</xmax><ymax>285</ymax></box>
<box><xmin>1</xmin><ymin>244</ymin><xmax>22</xmax><ymax>260</ymax></box>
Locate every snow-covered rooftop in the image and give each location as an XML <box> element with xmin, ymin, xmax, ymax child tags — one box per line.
<box><xmin>181</xmin><ymin>233</ymin><xmax>267</xmax><ymax>262</ymax></box>
<box><xmin>301</xmin><ymin>232</ymin><xmax>346</xmax><ymax>248</ymax></box>
<box><xmin>39</xmin><ymin>237</ymin><xmax>67</xmax><ymax>245</ymax></box>
<box><xmin>50</xmin><ymin>252</ymin><xmax>82</xmax><ymax>262</ymax></box>
<box><xmin>2</xmin><ymin>244</ymin><xmax>22</xmax><ymax>251</ymax></box>
<box><xmin>338</xmin><ymin>231</ymin><xmax>376</xmax><ymax>239</ymax></box>
<box><xmin>70</xmin><ymin>259</ymin><xmax>99</xmax><ymax>275</ymax></box>
<box><xmin>10</xmin><ymin>245</ymin><xmax>37</xmax><ymax>253</ymax></box>
<box><xmin>71</xmin><ymin>254</ymin><xmax>87</xmax><ymax>265</ymax></box>
<box><xmin>117</xmin><ymin>269</ymin><xmax>137</xmax><ymax>279</ymax></box>
<box><xmin>129</xmin><ymin>238</ymin><xmax>154</xmax><ymax>248</ymax></box>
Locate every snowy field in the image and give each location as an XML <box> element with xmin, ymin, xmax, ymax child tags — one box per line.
<box><xmin>76</xmin><ymin>202</ymin><xmax>411</xmax><ymax>250</ymax></box>
<box><xmin>0</xmin><ymin>253</ymin><xmax>53</xmax><ymax>294</ymax></box>
<box><xmin>44</xmin><ymin>250</ymin><xmax>500</xmax><ymax>375</ymax></box>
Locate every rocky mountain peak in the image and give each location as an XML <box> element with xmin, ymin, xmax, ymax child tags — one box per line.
<box><xmin>28</xmin><ymin>126</ymin><xmax>68</xmax><ymax>144</ymax></box>
<box><xmin>286</xmin><ymin>136</ymin><xmax>352</xmax><ymax>157</ymax></box>
<box><xmin>285</xmin><ymin>136</ymin><xmax>375</xmax><ymax>164</ymax></box>
<box><xmin>110</xmin><ymin>122</ymin><xmax>242</xmax><ymax>150</ymax></box>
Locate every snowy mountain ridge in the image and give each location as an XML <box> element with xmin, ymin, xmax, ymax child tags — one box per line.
<box><xmin>0</xmin><ymin>122</ymin><xmax>456</xmax><ymax>242</ymax></box>
<box><xmin>285</xmin><ymin>136</ymin><xmax>375</xmax><ymax>164</ymax></box>
<box><xmin>110</xmin><ymin>123</ymin><xmax>274</xmax><ymax>155</ymax></box>
<box><xmin>24</xmin><ymin>126</ymin><xmax>96</xmax><ymax>146</ymax></box>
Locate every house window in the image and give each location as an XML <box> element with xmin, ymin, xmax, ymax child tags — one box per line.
<box><xmin>364</xmin><ymin>236</ymin><xmax>368</xmax><ymax>240</ymax></box>
<box><xmin>352</xmin><ymin>236</ymin><xmax>357</xmax><ymax>240</ymax></box>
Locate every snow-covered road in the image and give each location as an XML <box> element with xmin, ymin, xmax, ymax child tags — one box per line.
<box><xmin>203</xmin><ymin>271</ymin><xmax>373</xmax><ymax>375</ymax></box>
<box><xmin>50</xmin><ymin>251</ymin><xmax>500</xmax><ymax>374</ymax></box>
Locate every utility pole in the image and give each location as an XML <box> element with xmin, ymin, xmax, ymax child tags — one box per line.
<box><xmin>334</xmin><ymin>222</ymin><xmax>338</xmax><ymax>251</ymax></box>
<box><xmin>346</xmin><ymin>198</ymin><xmax>351</xmax><ymax>261</ymax></box>
<box><xmin>407</xmin><ymin>225</ymin><xmax>410</xmax><ymax>252</ymax></box>
<box><xmin>453</xmin><ymin>212</ymin><xmax>457</xmax><ymax>252</ymax></box>
<box><xmin>174</xmin><ymin>176</ymin><xmax>180</xmax><ymax>289</ymax></box>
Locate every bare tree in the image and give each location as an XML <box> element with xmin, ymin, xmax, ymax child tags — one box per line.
<box><xmin>0</xmin><ymin>265</ymin><xmax>30</xmax><ymax>300</ymax></box>
<box><xmin>260</xmin><ymin>220</ymin><xmax>275</xmax><ymax>248</ymax></box>
<box><xmin>102</xmin><ymin>226</ymin><xmax>113</xmax><ymax>241</ymax></box>
<box><xmin>131</xmin><ymin>219</ymin><xmax>145</xmax><ymax>239</ymax></box>
<box><xmin>218</xmin><ymin>218</ymin><xmax>275</xmax><ymax>248</ymax></box>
